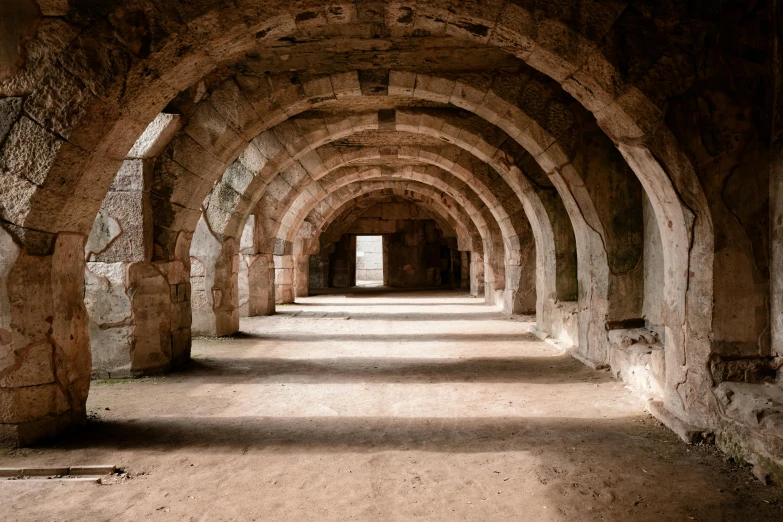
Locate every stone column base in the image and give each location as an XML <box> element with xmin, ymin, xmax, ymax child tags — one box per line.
<box><xmin>85</xmin><ymin>259</ymin><xmax>191</xmax><ymax>378</ymax></box>
<box><xmin>1</xmin><ymin>233</ymin><xmax>91</xmax><ymax>446</ymax></box>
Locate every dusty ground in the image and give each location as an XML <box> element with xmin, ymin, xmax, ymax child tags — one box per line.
<box><xmin>1</xmin><ymin>289</ymin><xmax>782</xmax><ymax>521</ymax></box>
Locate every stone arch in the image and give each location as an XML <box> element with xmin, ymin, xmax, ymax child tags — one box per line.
<box><xmin>141</xmin><ymin>65</ymin><xmax>709</xmax><ymax>425</ymax></box>
<box><xmin>288</xmin><ymin>171</ymin><xmax>486</xmax><ymax>255</ymax></box>
<box><xmin>207</xmin><ymin>124</ymin><xmax>537</xmax><ymax>314</ymax></box>
<box><xmin>307</xmin><ymin>187</ymin><xmax>471</xmax><ymax>253</ymax></box>
<box><xmin>152</xmin><ymin>71</ymin><xmax>648</xmax><ymax>370</ymax></box>
<box><xmin>154</xmin><ymin>92</ymin><xmax>574</xmax><ymax>309</ymax></box>
<box><xmin>287</xmin><ymin>176</ymin><xmax>497</xmax><ymax>300</ymax></box>
<box><xmin>291</xmin><ymin>181</ymin><xmax>486</xmax><ymax>297</ymax></box>
<box><xmin>191</xmin><ymin>171</ymin><xmax>494</xmax><ymax>331</ymax></box>
<box><xmin>0</xmin><ymin>2</ymin><xmax>718</xmax><ymax>443</ymax></box>
<box><xmin>81</xmin><ymin>113</ymin><xmax>191</xmax><ymax>378</ymax></box>
<box><xmin>180</xmin><ymin>104</ymin><xmax>572</xmax><ymax>318</ymax></box>
<box><xmin>101</xmin><ymin>65</ymin><xmax>643</xmax><ymax>382</ymax></box>
<box><xmin>191</xmin><ymin>154</ymin><xmax>511</xmax><ymax>332</ymax></box>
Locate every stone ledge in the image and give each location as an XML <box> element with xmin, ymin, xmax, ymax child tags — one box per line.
<box><xmin>527</xmin><ymin>324</ymin><xmax>607</xmax><ymax>369</ymax></box>
<box><xmin>570</xmin><ymin>350</ymin><xmax>609</xmax><ymax>371</ymax></box>
<box><xmin>607</xmin><ymin>327</ymin><xmax>659</xmax><ymax>347</ymax></box>
<box><xmin>714</xmin><ymin>382</ymin><xmax>783</xmax><ymax>434</ymax></box>
<box><xmin>0</xmin><ymin>465</ymin><xmax>114</xmax><ymax>479</ymax></box>
<box><xmin>712</xmin><ymin>382</ymin><xmax>783</xmax><ymax>483</ymax></box>
<box><xmin>646</xmin><ymin>400</ymin><xmax>711</xmax><ymax>444</ymax></box>
<box><xmin>532</xmin><ymin>323</ymin><xmax>714</xmax><ymax>447</ymax></box>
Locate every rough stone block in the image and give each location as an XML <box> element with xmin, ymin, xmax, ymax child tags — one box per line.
<box><xmin>275</xmin><ymin>284</ymin><xmax>294</xmax><ymax>304</ymax></box>
<box><xmin>388</xmin><ymin>71</ymin><xmax>415</xmax><ymax>96</ymax></box>
<box><xmin>275</xmin><ymin>268</ymin><xmax>294</xmax><ymax>285</ymax></box>
<box><xmin>127</xmin><ymin>113</ymin><xmax>183</xmax><ymax>159</ymax></box>
<box><xmin>0</xmin><ymin>343</ymin><xmax>53</xmax><ymax>388</ymax></box>
<box><xmin>88</xmin><ymin>324</ymin><xmax>132</xmax><ymax>379</ymax></box>
<box><xmin>0</xmin><ymin>97</ymin><xmax>23</xmax><ymax>148</ymax></box>
<box><xmin>0</xmin><ymin>384</ymin><xmax>58</xmax><ymax>424</ymax></box>
<box><xmin>646</xmin><ymin>401</ymin><xmax>709</xmax><ymax>445</ymax></box>
<box><xmin>209</xmin><ymin>78</ymin><xmax>263</xmax><ymax>141</ymax></box>
<box><xmin>184</xmin><ymin>102</ymin><xmax>245</xmax><ymax>163</ymax></box>
<box><xmin>0</xmin><ymin>116</ymin><xmax>62</xmax><ymax>185</ymax></box>
<box><xmin>330</xmin><ymin>71</ymin><xmax>361</xmax><ymax>98</ymax></box>
<box><xmin>609</xmin><ymin>343</ymin><xmax>665</xmax><ymax>400</ymax></box>
<box><xmin>274</xmin><ymin>255</ymin><xmax>295</xmax><ymax>270</ymax></box>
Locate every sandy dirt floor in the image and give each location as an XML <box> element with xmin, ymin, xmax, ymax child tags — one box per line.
<box><xmin>1</xmin><ymin>289</ymin><xmax>782</xmax><ymax>521</ymax></box>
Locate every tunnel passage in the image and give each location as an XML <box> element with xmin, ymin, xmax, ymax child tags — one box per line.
<box><xmin>0</xmin><ymin>0</ymin><xmax>781</xmax><ymax>492</ymax></box>
<box><xmin>312</xmin><ymin>197</ymin><xmax>459</xmax><ymax>290</ymax></box>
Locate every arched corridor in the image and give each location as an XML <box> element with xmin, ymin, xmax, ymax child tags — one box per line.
<box><xmin>3</xmin><ymin>289</ymin><xmax>783</xmax><ymax>520</ymax></box>
<box><xmin>1</xmin><ymin>0</ymin><xmax>783</xmax><ymax>517</ymax></box>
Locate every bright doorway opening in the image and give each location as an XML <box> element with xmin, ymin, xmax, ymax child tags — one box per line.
<box><xmin>356</xmin><ymin>235</ymin><xmax>383</xmax><ymax>287</ymax></box>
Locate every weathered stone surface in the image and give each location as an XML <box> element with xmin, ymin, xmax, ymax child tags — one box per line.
<box><xmin>274</xmin><ymin>253</ymin><xmax>295</xmax><ymax>303</ymax></box>
<box><xmin>0</xmin><ymin>116</ymin><xmax>63</xmax><ymax>186</ymax></box>
<box><xmin>0</xmin><ymin>227</ymin><xmax>19</xmax><ymax>374</ymax></box>
<box><xmin>246</xmin><ymin>253</ymin><xmax>275</xmax><ymax>316</ymax></box>
<box><xmin>0</xmin><ymin>343</ymin><xmax>54</xmax><ymax>388</ymax></box>
<box><xmin>85</xmin><ymin>159</ymin><xmax>152</xmax><ymax>263</ymax></box>
<box><xmin>84</xmin><ymin>209</ymin><xmax>122</xmax><ymax>258</ymax></box>
<box><xmin>127</xmin><ymin>113</ymin><xmax>183</xmax><ymax>159</ymax></box>
<box><xmin>0</xmin><ymin>0</ymin><xmax>777</xmax><ymax>479</ymax></box>
<box><xmin>190</xmin><ymin>216</ymin><xmax>239</xmax><ymax>336</ymax></box>
<box><xmin>0</xmin><ymin>97</ymin><xmax>22</xmax><ymax>149</ymax></box>
<box><xmin>714</xmin><ymin>382</ymin><xmax>783</xmax><ymax>483</ymax></box>
<box><xmin>646</xmin><ymin>400</ymin><xmax>709</xmax><ymax>445</ymax></box>
<box><xmin>127</xmin><ymin>262</ymin><xmax>172</xmax><ymax>374</ymax></box>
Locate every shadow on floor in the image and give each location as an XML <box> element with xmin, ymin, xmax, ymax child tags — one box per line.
<box><xmin>292</xmin><ymin>302</ymin><xmax>488</xmax><ymax>307</ymax></box>
<box><xmin>48</xmin><ymin>415</ymin><xmax>657</xmax><ymax>453</ymax></box>
<box><xmin>309</xmin><ymin>286</ymin><xmax>456</xmax><ymax>297</ymax></box>
<box><xmin>261</xmin><ymin>311</ymin><xmax>513</xmax><ymax>322</ymax></box>
<box><xmin>219</xmin><ymin>332</ymin><xmax>539</xmax><ymax>343</ymax></box>
<box><xmin>26</xmin><ymin>417</ymin><xmax>782</xmax><ymax>520</ymax></box>
<box><xmin>183</xmin><ymin>355</ymin><xmax>605</xmax><ymax>384</ymax></box>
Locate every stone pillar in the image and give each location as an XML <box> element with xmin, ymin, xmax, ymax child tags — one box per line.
<box><xmin>461</xmin><ymin>251</ymin><xmax>471</xmax><ymax>291</ymax></box>
<box><xmin>503</xmin><ymin>263</ymin><xmax>536</xmax><ymax>315</ymax></box>
<box><xmin>84</xmin><ymin>159</ymin><xmax>190</xmax><ymax>376</ymax></box>
<box><xmin>238</xmin><ymin>216</ymin><xmax>256</xmax><ymax>317</ymax></box>
<box><xmin>190</xmin><ymin>217</ymin><xmax>239</xmax><ymax>337</ymax></box>
<box><xmin>491</xmin><ymin>252</ymin><xmax>506</xmax><ymax>308</ymax></box>
<box><xmin>470</xmin><ymin>251</ymin><xmax>484</xmax><ymax>297</ymax></box>
<box><xmin>212</xmin><ymin>240</ymin><xmax>240</xmax><ymax>335</ymax></box>
<box><xmin>1</xmin><ymin>232</ymin><xmax>91</xmax><ymax>446</ymax></box>
<box><xmin>127</xmin><ymin>260</ymin><xmax>191</xmax><ymax>372</ymax></box>
<box><xmin>247</xmin><ymin>254</ymin><xmax>276</xmax><ymax>315</ymax></box>
<box><xmin>503</xmin><ymin>244</ymin><xmax>537</xmax><ymax>315</ymax></box>
<box><xmin>774</xmin><ymin>169</ymin><xmax>783</xmax><ymax>381</ymax></box>
<box><xmin>295</xmin><ymin>254</ymin><xmax>310</xmax><ymax>298</ymax></box>
<box><xmin>85</xmin><ymin>260</ymin><xmax>191</xmax><ymax>378</ymax></box>
<box><xmin>275</xmin><ymin>255</ymin><xmax>295</xmax><ymax>304</ymax></box>
<box><xmin>483</xmin><ymin>251</ymin><xmax>504</xmax><ymax>306</ymax></box>
<box><xmin>238</xmin><ymin>254</ymin><xmax>250</xmax><ymax>317</ymax></box>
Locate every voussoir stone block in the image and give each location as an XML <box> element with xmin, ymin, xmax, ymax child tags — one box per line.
<box><xmin>127</xmin><ymin>113</ymin><xmax>183</xmax><ymax>159</ymax></box>
<box><xmin>0</xmin><ymin>98</ymin><xmax>22</xmax><ymax>148</ymax></box>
